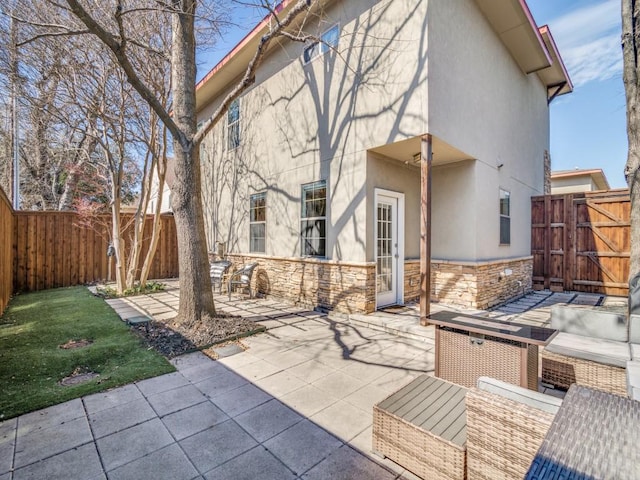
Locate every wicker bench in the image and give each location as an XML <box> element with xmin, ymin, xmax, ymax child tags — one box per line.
<box><xmin>373</xmin><ymin>375</ymin><xmax>467</xmax><ymax>480</ymax></box>
<box><xmin>541</xmin><ymin>305</ymin><xmax>630</xmax><ymax>396</ymax></box>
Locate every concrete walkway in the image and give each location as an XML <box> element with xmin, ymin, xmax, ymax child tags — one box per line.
<box><xmin>0</xmin><ymin>282</ymin><xmax>627</xmax><ymax>479</ymax></box>
<box><xmin>1</xmin><ymin>282</ymin><xmax>433</xmax><ymax>480</ymax></box>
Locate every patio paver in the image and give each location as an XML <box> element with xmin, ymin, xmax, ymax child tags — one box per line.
<box><xmin>2</xmin><ymin>281</ymin><xmax>620</xmax><ymax>479</ymax></box>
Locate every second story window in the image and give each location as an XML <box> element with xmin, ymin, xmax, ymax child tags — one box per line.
<box><xmin>303</xmin><ymin>24</ymin><xmax>340</xmax><ymax>64</ymax></box>
<box><xmin>500</xmin><ymin>189</ymin><xmax>511</xmax><ymax>245</ymax></box>
<box><xmin>227</xmin><ymin>98</ymin><xmax>240</xmax><ymax>150</ymax></box>
<box><xmin>301</xmin><ymin>180</ymin><xmax>327</xmax><ymax>257</ymax></box>
<box><xmin>250</xmin><ymin>192</ymin><xmax>266</xmax><ymax>253</ymax></box>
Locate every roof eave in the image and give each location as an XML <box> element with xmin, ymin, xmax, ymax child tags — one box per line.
<box><xmin>537</xmin><ymin>25</ymin><xmax>573</xmax><ymax>101</ymax></box>
<box><xmin>474</xmin><ymin>0</ymin><xmax>552</xmax><ymax>74</ymax></box>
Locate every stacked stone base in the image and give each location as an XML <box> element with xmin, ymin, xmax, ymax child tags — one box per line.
<box><xmin>212</xmin><ymin>253</ymin><xmax>376</xmax><ymax>314</ymax></box>
<box><xmin>429</xmin><ymin>256</ymin><xmax>533</xmax><ymax>310</ymax></box>
<box><xmin>211</xmin><ymin>253</ymin><xmax>532</xmax><ymax>314</ymax></box>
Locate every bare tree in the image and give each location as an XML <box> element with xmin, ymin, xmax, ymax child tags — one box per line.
<box><xmin>49</xmin><ymin>0</ymin><xmax>324</xmax><ymax>327</ymax></box>
<box><xmin>623</xmin><ymin>0</ymin><xmax>640</xmax><ymax>277</ymax></box>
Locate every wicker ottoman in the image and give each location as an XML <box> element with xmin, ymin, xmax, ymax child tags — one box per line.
<box><xmin>373</xmin><ymin>375</ymin><xmax>467</xmax><ymax>480</ymax></box>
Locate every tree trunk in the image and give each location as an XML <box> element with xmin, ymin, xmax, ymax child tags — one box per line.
<box><xmin>111</xmin><ymin>195</ymin><xmax>127</xmax><ymax>293</ymax></box>
<box><xmin>622</xmin><ymin>0</ymin><xmax>640</xmax><ymax>278</ymax></box>
<box><xmin>139</xmin><ymin>156</ymin><xmax>166</xmax><ymax>287</ymax></box>
<box><xmin>171</xmin><ymin>0</ymin><xmax>216</xmax><ymax>325</ymax></box>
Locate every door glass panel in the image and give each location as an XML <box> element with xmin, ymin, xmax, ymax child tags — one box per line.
<box><xmin>377</xmin><ymin>203</ymin><xmax>393</xmax><ymax>294</ymax></box>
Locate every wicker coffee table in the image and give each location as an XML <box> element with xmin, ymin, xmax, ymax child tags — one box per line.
<box><xmin>373</xmin><ymin>375</ymin><xmax>467</xmax><ymax>480</ymax></box>
<box><xmin>429</xmin><ymin>311</ymin><xmax>557</xmax><ymax>390</ymax></box>
<box><xmin>526</xmin><ymin>384</ymin><xmax>640</xmax><ymax>479</ymax></box>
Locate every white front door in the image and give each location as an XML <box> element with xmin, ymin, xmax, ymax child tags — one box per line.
<box><xmin>375</xmin><ymin>190</ymin><xmax>404</xmax><ymax>308</ymax></box>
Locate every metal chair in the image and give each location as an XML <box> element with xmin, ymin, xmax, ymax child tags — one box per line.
<box><xmin>228</xmin><ymin>262</ymin><xmax>258</xmax><ymax>299</ymax></box>
<box><xmin>210</xmin><ymin>260</ymin><xmax>232</xmax><ymax>294</ymax></box>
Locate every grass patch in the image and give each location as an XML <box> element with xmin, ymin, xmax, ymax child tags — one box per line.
<box><xmin>0</xmin><ymin>286</ymin><xmax>175</xmax><ymax>420</ymax></box>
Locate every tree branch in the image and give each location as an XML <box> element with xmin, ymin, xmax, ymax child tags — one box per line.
<box><xmin>16</xmin><ymin>29</ymin><xmax>90</xmax><ymax>47</ymax></box>
<box><xmin>194</xmin><ymin>0</ymin><xmax>314</xmax><ymax>145</ymax></box>
<box><xmin>64</xmin><ymin>0</ymin><xmax>181</xmax><ymax>139</ymax></box>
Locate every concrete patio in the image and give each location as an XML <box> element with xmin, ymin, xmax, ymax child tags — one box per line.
<box><xmin>0</xmin><ymin>281</ymin><xmax>628</xmax><ymax>479</ymax></box>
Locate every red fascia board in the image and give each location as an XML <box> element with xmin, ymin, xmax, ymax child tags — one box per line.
<box><xmin>195</xmin><ymin>0</ymin><xmax>291</xmax><ymax>93</ymax></box>
<box><xmin>538</xmin><ymin>24</ymin><xmax>574</xmax><ymax>91</ymax></box>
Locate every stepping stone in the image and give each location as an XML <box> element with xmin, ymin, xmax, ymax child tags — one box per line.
<box><xmin>126</xmin><ymin>315</ymin><xmax>151</xmax><ymax>332</ymax></box>
<box><xmin>213</xmin><ymin>343</ymin><xmax>244</xmax><ymax>358</ymax></box>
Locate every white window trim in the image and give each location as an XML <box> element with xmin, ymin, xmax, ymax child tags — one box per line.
<box><xmin>227</xmin><ymin>98</ymin><xmax>241</xmax><ymax>151</ymax></box>
<box><xmin>300</xmin><ymin>180</ymin><xmax>328</xmax><ymax>257</ymax></box>
<box><xmin>303</xmin><ymin>23</ymin><xmax>340</xmax><ymax>65</ymax></box>
<box><xmin>250</xmin><ymin>191</ymin><xmax>266</xmax><ymax>253</ymax></box>
<box><xmin>499</xmin><ymin>188</ymin><xmax>511</xmax><ymax>246</ymax></box>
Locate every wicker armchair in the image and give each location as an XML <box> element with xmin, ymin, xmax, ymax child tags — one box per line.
<box><xmin>228</xmin><ymin>262</ymin><xmax>258</xmax><ymax>300</ymax></box>
<box><xmin>466</xmin><ymin>378</ymin><xmax>561</xmax><ymax>480</ymax></box>
<box><xmin>209</xmin><ymin>260</ymin><xmax>232</xmax><ymax>294</ymax></box>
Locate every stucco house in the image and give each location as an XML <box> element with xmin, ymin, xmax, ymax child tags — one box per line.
<box><xmin>550</xmin><ymin>168</ymin><xmax>611</xmax><ymax>194</ymax></box>
<box><xmin>195</xmin><ymin>0</ymin><xmax>572</xmax><ymax>315</ymax></box>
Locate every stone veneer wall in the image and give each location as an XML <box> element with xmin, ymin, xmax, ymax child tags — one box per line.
<box><xmin>212</xmin><ymin>253</ymin><xmax>376</xmax><ymax>314</ymax></box>
<box><xmin>431</xmin><ymin>256</ymin><xmax>533</xmax><ymax>310</ymax></box>
<box><xmin>404</xmin><ymin>257</ymin><xmax>532</xmax><ymax>310</ymax></box>
<box><xmin>404</xmin><ymin>260</ymin><xmax>421</xmax><ymax>303</ymax></box>
<box><xmin>212</xmin><ymin>253</ymin><xmax>531</xmax><ymax>314</ymax></box>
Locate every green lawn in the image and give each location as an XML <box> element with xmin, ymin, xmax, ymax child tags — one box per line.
<box><xmin>0</xmin><ymin>286</ymin><xmax>175</xmax><ymax>420</ymax></box>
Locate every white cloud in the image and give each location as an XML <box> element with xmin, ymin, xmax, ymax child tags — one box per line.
<box><xmin>547</xmin><ymin>0</ymin><xmax>621</xmax><ymax>86</ymax></box>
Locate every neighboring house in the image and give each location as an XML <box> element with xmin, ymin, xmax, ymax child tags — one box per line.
<box><xmin>195</xmin><ymin>0</ymin><xmax>572</xmax><ymax>314</ymax></box>
<box><xmin>550</xmin><ymin>168</ymin><xmax>611</xmax><ymax>194</ymax></box>
<box><xmin>147</xmin><ymin>159</ymin><xmax>174</xmax><ymax>215</ymax></box>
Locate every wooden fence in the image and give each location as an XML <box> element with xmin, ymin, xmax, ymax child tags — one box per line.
<box><xmin>12</xmin><ymin>212</ymin><xmax>179</xmax><ymax>293</ymax></box>
<box><xmin>0</xmin><ymin>188</ymin><xmax>14</xmax><ymax>314</ymax></box>
<box><xmin>531</xmin><ymin>189</ymin><xmax>630</xmax><ymax>296</ymax></box>
<box><xmin>0</xmin><ymin>185</ymin><xmax>179</xmax><ymax>314</ymax></box>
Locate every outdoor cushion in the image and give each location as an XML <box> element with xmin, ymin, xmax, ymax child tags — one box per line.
<box><xmin>627</xmin><ymin>361</ymin><xmax>640</xmax><ymax>400</ymax></box>
<box><xmin>630</xmin><ymin>314</ymin><xmax>640</xmax><ymax>344</ymax></box>
<box><xmin>545</xmin><ymin>332</ymin><xmax>631</xmax><ymax>368</ymax></box>
<box><xmin>477</xmin><ymin>376</ymin><xmax>562</xmax><ymax>415</ymax></box>
<box><xmin>550</xmin><ymin>305</ymin><xmax>628</xmax><ymax>342</ymax></box>
<box><xmin>631</xmin><ymin>343</ymin><xmax>640</xmax><ymax>361</ymax></box>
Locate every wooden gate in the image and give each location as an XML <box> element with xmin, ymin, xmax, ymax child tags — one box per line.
<box><xmin>531</xmin><ymin>190</ymin><xmax>630</xmax><ymax>296</ymax></box>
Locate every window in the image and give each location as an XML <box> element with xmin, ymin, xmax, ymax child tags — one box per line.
<box><xmin>301</xmin><ymin>180</ymin><xmax>327</xmax><ymax>256</ymax></box>
<box><xmin>250</xmin><ymin>192</ymin><xmax>266</xmax><ymax>253</ymax></box>
<box><xmin>227</xmin><ymin>98</ymin><xmax>240</xmax><ymax>150</ymax></box>
<box><xmin>500</xmin><ymin>189</ymin><xmax>510</xmax><ymax>245</ymax></box>
<box><xmin>303</xmin><ymin>24</ymin><xmax>340</xmax><ymax>64</ymax></box>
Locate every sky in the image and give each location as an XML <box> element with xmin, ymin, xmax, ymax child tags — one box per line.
<box><xmin>527</xmin><ymin>0</ymin><xmax>626</xmax><ymax>188</ymax></box>
<box><xmin>196</xmin><ymin>0</ymin><xmax>628</xmax><ymax>188</ymax></box>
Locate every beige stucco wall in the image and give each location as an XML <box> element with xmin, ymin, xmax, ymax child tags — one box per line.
<box><xmin>199</xmin><ymin>0</ymin><xmax>429</xmax><ymax>262</ymax></box>
<box><xmin>200</xmin><ymin>0</ymin><xmax>551</xmax><ymax>277</ymax></box>
<box><xmin>550</xmin><ymin>176</ymin><xmax>596</xmax><ymax>194</ymax></box>
<box><xmin>426</xmin><ymin>0</ymin><xmax>550</xmax><ymax>262</ymax></box>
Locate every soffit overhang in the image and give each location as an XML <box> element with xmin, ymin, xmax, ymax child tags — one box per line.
<box><xmin>196</xmin><ymin>0</ymin><xmax>574</xmax><ymax>112</ymax></box>
<box><xmin>474</xmin><ymin>0</ymin><xmax>572</xmax><ymax>101</ymax></box>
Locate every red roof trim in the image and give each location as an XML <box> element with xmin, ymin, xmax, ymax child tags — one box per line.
<box><xmin>538</xmin><ymin>24</ymin><xmax>574</xmax><ymax>91</ymax></box>
<box><xmin>195</xmin><ymin>0</ymin><xmax>291</xmax><ymax>93</ymax></box>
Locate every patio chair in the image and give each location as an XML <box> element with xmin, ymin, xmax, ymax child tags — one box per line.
<box><xmin>228</xmin><ymin>262</ymin><xmax>258</xmax><ymax>300</ymax></box>
<box><xmin>466</xmin><ymin>377</ymin><xmax>562</xmax><ymax>480</ymax></box>
<box><xmin>210</xmin><ymin>260</ymin><xmax>232</xmax><ymax>294</ymax></box>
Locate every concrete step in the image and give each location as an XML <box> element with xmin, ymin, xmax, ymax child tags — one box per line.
<box><xmin>345</xmin><ymin>313</ymin><xmax>434</xmax><ymax>345</ymax></box>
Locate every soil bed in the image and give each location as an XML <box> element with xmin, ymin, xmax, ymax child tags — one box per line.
<box><xmin>131</xmin><ymin>314</ymin><xmax>264</xmax><ymax>358</ymax></box>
